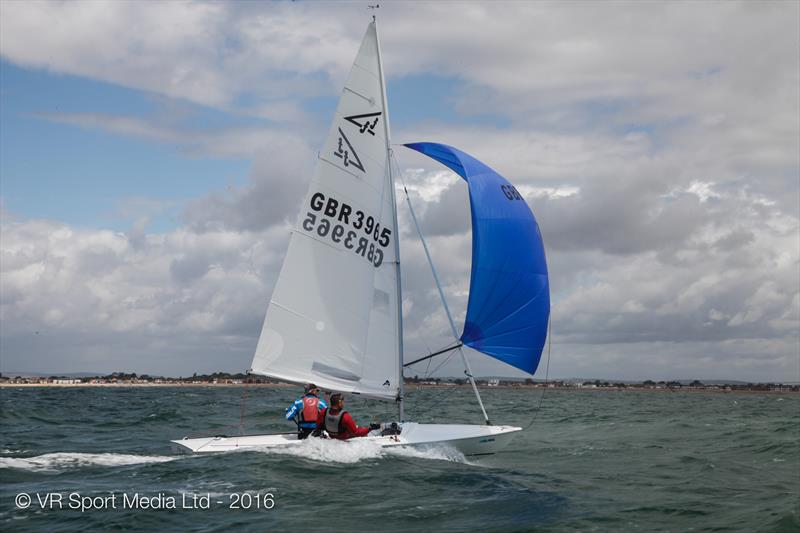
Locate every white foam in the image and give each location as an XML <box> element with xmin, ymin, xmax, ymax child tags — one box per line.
<box><xmin>384</xmin><ymin>443</ymin><xmax>471</xmax><ymax>464</ymax></box>
<box><xmin>254</xmin><ymin>437</ymin><xmax>471</xmax><ymax>465</ymax></box>
<box><xmin>263</xmin><ymin>437</ymin><xmax>385</xmax><ymax>463</ymax></box>
<box><xmin>0</xmin><ymin>452</ymin><xmax>176</xmax><ymax>472</ymax></box>
<box><xmin>1</xmin><ymin>448</ymin><xmax>29</xmax><ymax>454</ymax></box>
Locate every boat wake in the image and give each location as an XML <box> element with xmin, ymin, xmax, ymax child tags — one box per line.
<box><xmin>255</xmin><ymin>437</ymin><xmax>471</xmax><ymax>465</ymax></box>
<box><xmin>0</xmin><ymin>452</ymin><xmax>176</xmax><ymax>472</ymax></box>
<box><xmin>387</xmin><ymin>442</ymin><xmax>474</xmax><ymax>464</ymax></box>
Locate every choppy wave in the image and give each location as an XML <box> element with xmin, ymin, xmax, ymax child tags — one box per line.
<box><xmin>0</xmin><ymin>452</ymin><xmax>176</xmax><ymax>472</ymax></box>
<box><xmin>1</xmin><ymin>387</ymin><xmax>797</xmax><ymax>532</ymax></box>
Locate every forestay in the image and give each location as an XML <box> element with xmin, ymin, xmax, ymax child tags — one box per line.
<box><xmin>404</xmin><ymin>143</ymin><xmax>550</xmax><ymax>375</ymax></box>
<box><xmin>251</xmin><ymin>23</ymin><xmax>400</xmax><ymax>399</ymax></box>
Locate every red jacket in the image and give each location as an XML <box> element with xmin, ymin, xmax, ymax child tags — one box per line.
<box><xmin>317</xmin><ymin>408</ymin><xmax>370</xmax><ymax>440</ymax></box>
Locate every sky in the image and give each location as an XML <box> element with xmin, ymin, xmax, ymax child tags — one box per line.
<box><xmin>1</xmin><ymin>0</ymin><xmax>798</xmax><ymax>383</ymax></box>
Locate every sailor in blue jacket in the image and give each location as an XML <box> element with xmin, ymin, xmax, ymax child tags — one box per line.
<box><xmin>285</xmin><ymin>383</ymin><xmax>328</xmax><ymax>439</ymax></box>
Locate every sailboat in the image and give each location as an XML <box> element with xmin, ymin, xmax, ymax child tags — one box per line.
<box><xmin>171</xmin><ymin>20</ymin><xmax>549</xmax><ymax>455</ymax></box>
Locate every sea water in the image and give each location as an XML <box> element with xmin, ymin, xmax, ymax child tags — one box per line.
<box><xmin>1</xmin><ymin>386</ymin><xmax>797</xmax><ymax>532</ymax></box>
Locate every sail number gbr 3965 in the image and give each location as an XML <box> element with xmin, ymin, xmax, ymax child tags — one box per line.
<box><xmin>302</xmin><ymin>192</ymin><xmax>391</xmax><ymax>267</ymax></box>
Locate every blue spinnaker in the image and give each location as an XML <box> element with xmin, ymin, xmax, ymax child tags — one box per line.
<box><xmin>405</xmin><ymin>142</ymin><xmax>550</xmax><ymax>375</ymax></box>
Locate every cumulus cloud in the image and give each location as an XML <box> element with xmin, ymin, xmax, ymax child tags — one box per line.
<box><xmin>0</xmin><ymin>217</ymin><xmax>291</xmax><ymax>374</ymax></box>
<box><xmin>392</xmin><ymin>119</ymin><xmax>797</xmax><ymax>381</ymax></box>
<box><xmin>0</xmin><ymin>0</ymin><xmax>364</xmax><ymax>117</ymax></box>
<box><xmin>181</xmin><ymin>136</ymin><xmax>314</xmax><ymax>232</ymax></box>
<box><xmin>1</xmin><ymin>1</ymin><xmax>797</xmax><ymax>381</ymax></box>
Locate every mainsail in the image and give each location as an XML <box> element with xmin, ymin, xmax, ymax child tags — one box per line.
<box><xmin>405</xmin><ymin>143</ymin><xmax>550</xmax><ymax>375</ymax></box>
<box><xmin>251</xmin><ymin>23</ymin><xmax>400</xmax><ymax>399</ymax></box>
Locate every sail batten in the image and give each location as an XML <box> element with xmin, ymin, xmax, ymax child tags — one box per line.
<box><xmin>404</xmin><ymin>142</ymin><xmax>550</xmax><ymax>376</ymax></box>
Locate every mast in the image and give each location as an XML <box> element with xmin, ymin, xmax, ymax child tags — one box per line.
<box><xmin>402</xmin><ymin>184</ymin><xmax>491</xmax><ymax>425</ymax></box>
<box><xmin>374</xmin><ymin>18</ymin><xmax>405</xmax><ymax>422</ymax></box>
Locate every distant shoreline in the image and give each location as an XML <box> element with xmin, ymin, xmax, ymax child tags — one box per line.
<box><xmin>0</xmin><ymin>382</ymin><xmax>293</xmax><ymax>388</ymax></box>
<box><xmin>1</xmin><ymin>382</ymin><xmax>796</xmax><ymax>394</ymax></box>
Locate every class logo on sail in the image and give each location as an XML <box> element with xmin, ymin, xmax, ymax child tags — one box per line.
<box><xmin>333</xmin><ymin>112</ymin><xmax>383</xmax><ymax>173</ymax></box>
<box><xmin>333</xmin><ymin>127</ymin><xmax>365</xmax><ymax>172</ymax></box>
<box><xmin>344</xmin><ymin>112</ymin><xmax>382</xmax><ymax>136</ymax></box>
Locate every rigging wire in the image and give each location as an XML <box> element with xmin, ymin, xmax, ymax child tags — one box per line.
<box><xmin>391</xmin><ymin>145</ymin><xmax>553</xmax><ymax>431</ymax></box>
<box><xmin>392</xmin><ymin>147</ymin><xmax>462</xmax><ymax>420</ymax></box>
<box><xmin>521</xmin><ymin>201</ymin><xmax>554</xmax><ymax>431</ymax></box>
<box><xmin>406</xmin><ymin>340</ymin><xmax>435</xmax><ymax>417</ymax></box>
<box><xmin>522</xmin><ymin>317</ymin><xmax>552</xmax><ymax>431</ymax></box>
<box><xmin>404</xmin><ymin>341</ymin><xmax>462</xmax><ymax>367</ymax></box>
<box><xmin>194</xmin><ymin>134</ymin><xmax>550</xmax><ymax>441</ymax></box>
<box><xmin>405</xmin><ymin>348</ymin><xmax>459</xmax><ymax>420</ymax></box>
<box><xmin>407</xmin><ymin>342</ymin><xmax>437</xmax><ymax>418</ymax></box>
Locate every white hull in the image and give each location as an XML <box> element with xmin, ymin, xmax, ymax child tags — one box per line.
<box><xmin>171</xmin><ymin>423</ymin><xmax>521</xmax><ymax>456</ymax></box>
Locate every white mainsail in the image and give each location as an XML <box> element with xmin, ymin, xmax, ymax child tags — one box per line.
<box><xmin>251</xmin><ymin>23</ymin><xmax>400</xmax><ymax>400</ymax></box>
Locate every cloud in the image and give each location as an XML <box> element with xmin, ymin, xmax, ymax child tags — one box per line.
<box><xmin>181</xmin><ymin>135</ymin><xmax>314</xmax><ymax>232</ymax></box>
<box><xmin>34</xmin><ymin>111</ymin><xmax>311</xmax><ymax>159</ymax></box>
<box><xmin>5</xmin><ymin>2</ymin><xmax>796</xmax><ymax>139</ymax></box>
<box><xmin>0</xmin><ymin>0</ymin><xmax>361</xmax><ymax>115</ymax></box>
<box><xmin>0</xmin><ymin>217</ymin><xmax>291</xmax><ymax>375</ymax></box>
<box><xmin>390</xmin><ymin>118</ymin><xmax>797</xmax><ymax>381</ymax></box>
<box><xmin>1</xmin><ymin>1</ymin><xmax>797</xmax><ymax>382</ymax></box>
<box><xmin>1</xmin><ymin>1</ymin><xmax>231</xmax><ymax>106</ymax></box>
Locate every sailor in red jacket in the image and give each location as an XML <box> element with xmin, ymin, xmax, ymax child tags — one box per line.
<box><xmin>316</xmin><ymin>393</ymin><xmax>380</xmax><ymax>440</ymax></box>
